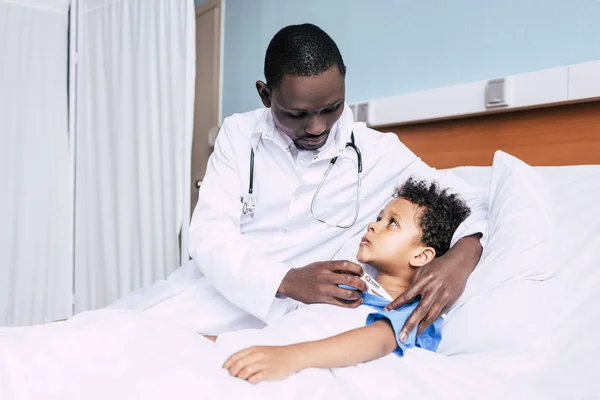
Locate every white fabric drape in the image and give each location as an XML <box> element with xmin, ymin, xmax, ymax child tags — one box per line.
<box><xmin>0</xmin><ymin>0</ymin><xmax>72</xmax><ymax>326</ymax></box>
<box><xmin>74</xmin><ymin>0</ymin><xmax>195</xmax><ymax>312</ymax></box>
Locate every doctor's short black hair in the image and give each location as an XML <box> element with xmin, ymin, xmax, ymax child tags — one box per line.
<box><xmin>264</xmin><ymin>23</ymin><xmax>346</xmax><ymax>88</ymax></box>
<box><xmin>395</xmin><ymin>178</ymin><xmax>471</xmax><ymax>257</ymax></box>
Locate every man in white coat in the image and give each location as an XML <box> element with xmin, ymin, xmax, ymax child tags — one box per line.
<box><xmin>113</xmin><ymin>23</ymin><xmax>487</xmax><ymax>341</ymax></box>
<box><xmin>179</xmin><ymin>23</ymin><xmax>488</xmax><ymax>341</ymax></box>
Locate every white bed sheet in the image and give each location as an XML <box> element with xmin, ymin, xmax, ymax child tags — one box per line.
<box><xmin>0</xmin><ymin>165</ymin><xmax>598</xmax><ymax>400</ymax></box>
<box><xmin>0</xmin><ymin>306</ymin><xmax>532</xmax><ymax>400</ymax></box>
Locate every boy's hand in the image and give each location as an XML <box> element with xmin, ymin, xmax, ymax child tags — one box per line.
<box><xmin>223</xmin><ymin>346</ymin><xmax>302</xmax><ymax>384</ymax></box>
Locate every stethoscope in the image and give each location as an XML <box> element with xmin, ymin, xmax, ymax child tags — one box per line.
<box><xmin>243</xmin><ymin>132</ymin><xmax>363</xmax><ymax>229</ymax></box>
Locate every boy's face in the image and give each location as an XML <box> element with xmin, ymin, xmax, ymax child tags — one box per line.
<box><xmin>356</xmin><ymin>197</ymin><xmax>425</xmax><ymax>273</ymax></box>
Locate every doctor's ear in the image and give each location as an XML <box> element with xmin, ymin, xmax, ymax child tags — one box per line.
<box><xmin>409</xmin><ymin>247</ymin><xmax>436</xmax><ymax>268</ymax></box>
<box><xmin>256</xmin><ymin>81</ymin><xmax>272</xmax><ymax>108</ymax></box>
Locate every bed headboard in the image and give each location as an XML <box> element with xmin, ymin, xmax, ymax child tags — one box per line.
<box><xmin>376</xmin><ymin>100</ymin><xmax>600</xmax><ymax>168</ymax></box>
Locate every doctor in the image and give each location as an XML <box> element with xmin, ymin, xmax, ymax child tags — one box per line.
<box><xmin>190</xmin><ymin>23</ymin><xmax>487</xmax><ymax>340</ymax></box>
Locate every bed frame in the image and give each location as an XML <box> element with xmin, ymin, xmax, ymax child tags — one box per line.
<box><xmin>376</xmin><ymin>100</ymin><xmax>600</xmax><ymax>168</ymax></box>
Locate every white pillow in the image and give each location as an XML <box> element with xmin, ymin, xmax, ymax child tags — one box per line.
<box><xmin>336</xmin><ymin>151</ymin><xmax>556</xmax><ymax>298</ymax></box>
<box><xmin>451</xmin><ymin>150</ymin><xmax>556</xmax><ymax>309</ymax></box>
<box><xmin>436</xmin><ymin>151</ymin><xmax>557</xmax><ymax>379</ymax></box>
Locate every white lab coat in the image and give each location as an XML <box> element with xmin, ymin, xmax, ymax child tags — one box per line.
<box><xmin>188</xmin><ymin>104</ymin><xmax>488</xmax><ymax>326</ymax></box>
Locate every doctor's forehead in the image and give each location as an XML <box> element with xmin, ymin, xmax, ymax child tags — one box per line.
<box><xmin>274</xmin><ymin>66</ymin><xmax>345</xmax><ymax>111</ymax></box>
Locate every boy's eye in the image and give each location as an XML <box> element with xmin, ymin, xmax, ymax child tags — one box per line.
<box><xmin>389</xmin><ymin>220</ymin><xmax>397</xmax><ymax>226</ymax></box>
<box><xmin>376</xmin><ymin>216</ymin><xmax>382</xmax><ymax>222</ymax></box>
<box><xmin>287</xmin><ymin>112</ymin><xmax>306</xmax><ymax>119</ymax></box>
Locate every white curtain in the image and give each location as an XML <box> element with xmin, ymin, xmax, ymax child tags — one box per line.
<box><xmin>74</xmin><ymin>0</ymin><xmax>195</xmax><ymax>312</ymax></box>
<box><xmin>0</xmin><ymin>0</ymin><xmax>72</xmax><ymax>326</ymax></box>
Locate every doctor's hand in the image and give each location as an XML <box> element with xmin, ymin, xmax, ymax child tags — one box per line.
<box><xmin>278</xmin><ymin>261</ymin><xmax>367</xmax><ymax>307</ymax></box>
<box><xmin>384</xmin><ymin>234</ymin><xmax>483</xmax><ymax>341</ymax></box>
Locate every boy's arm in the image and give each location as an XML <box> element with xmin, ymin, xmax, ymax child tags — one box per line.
<box><xmin>223</xmin><ymin>320</ymin><xmax>397</xmax><ymax>384</ymax></box>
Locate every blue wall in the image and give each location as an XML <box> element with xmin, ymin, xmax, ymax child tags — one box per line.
<box><xmin>222</xmin><ymin>0</ymin><xmax>600</xmax><ymax>119</ymax></box>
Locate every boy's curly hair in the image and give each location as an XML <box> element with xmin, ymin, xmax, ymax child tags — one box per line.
<box><xmin>395</xmin><ymin>178</ymin><xmax>471</xmax><ymax>257</ymax></box>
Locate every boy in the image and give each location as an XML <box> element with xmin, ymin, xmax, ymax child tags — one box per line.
<box><xmin>221</xmin><ymin>178</ymin><xmax>471</xmax><ymax>384</ymax></box>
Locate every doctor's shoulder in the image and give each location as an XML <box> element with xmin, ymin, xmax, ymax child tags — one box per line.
<box><xmin>352</xmin><ymin>122</ymin><xmax>410</xmax><ymax>162</ymax></box>
<box><xmin>353</xmin><ymin>122</ymin><xmax>404</xmax><ymax>149</ymax></box>
<box><xmin>219</xmin><ymin>108</ymin><xmax>267</xmax><ymax>141</ymax></box>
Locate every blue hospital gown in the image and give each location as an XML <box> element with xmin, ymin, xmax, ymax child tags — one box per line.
<box><xmin>362</xmin><ymin>293</ymin><xmax>443</xmax><ymax>357</ymax></box>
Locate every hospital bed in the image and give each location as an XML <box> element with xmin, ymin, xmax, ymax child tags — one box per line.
<box><xmin>0</xmin><ymin>101</ymin><xmax>599</xmax><ymax>400</ymax></box>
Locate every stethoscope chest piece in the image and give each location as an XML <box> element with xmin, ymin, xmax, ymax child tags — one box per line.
<box><xmin>242</xmin><ymin>194</ymin><xmax>256</xmax><ymax>215</ymax></box>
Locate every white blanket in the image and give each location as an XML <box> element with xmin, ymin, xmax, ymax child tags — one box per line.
<box><xmin>0</xmin><ymin>298</ymin><xmax>534</xmax><ymax>400</ymax></box>
<box><xmin>8</xmin><ymin>153</ymin><xmax>586</xmax><ymax>399</ymax></box>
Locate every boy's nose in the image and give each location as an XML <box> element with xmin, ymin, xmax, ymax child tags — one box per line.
<box><xmin>368</xmin><ymin>222</ymin><xmax>377</xmax><ymax>232</ymax></box>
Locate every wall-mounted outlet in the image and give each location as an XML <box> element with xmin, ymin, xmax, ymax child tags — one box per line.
<box><xmin>356</xmin><ymin>102</ymin><xmax>370</xmax><ymax>123</ymax></box>
<box><xmin>485</xmin><ymin>78</ymin><xmax>510</xmax><ymax>108</ymax></box>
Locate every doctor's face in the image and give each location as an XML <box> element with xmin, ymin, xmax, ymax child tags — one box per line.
<box><xmin>256</xmin><ymin>65</ymin><xmax>345</xmax><ymax>151</ymax></box>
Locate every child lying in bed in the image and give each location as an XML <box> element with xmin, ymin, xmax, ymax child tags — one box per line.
<box><xmin>220</xmin><ymin>178</ymin><xmax>471</xmax><ymax>384</ymax></box>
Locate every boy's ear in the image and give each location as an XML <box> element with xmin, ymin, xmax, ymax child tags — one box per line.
<box><xmin>409</xmin><ymin>247</ymin><xmax>436</xmax><ymax>268</ymax></box>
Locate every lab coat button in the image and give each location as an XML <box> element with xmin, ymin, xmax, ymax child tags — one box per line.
<box><xmin>281</xmin><ymin>229</ymin><xmax>287</xmax><ymax>234</ymax></box>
